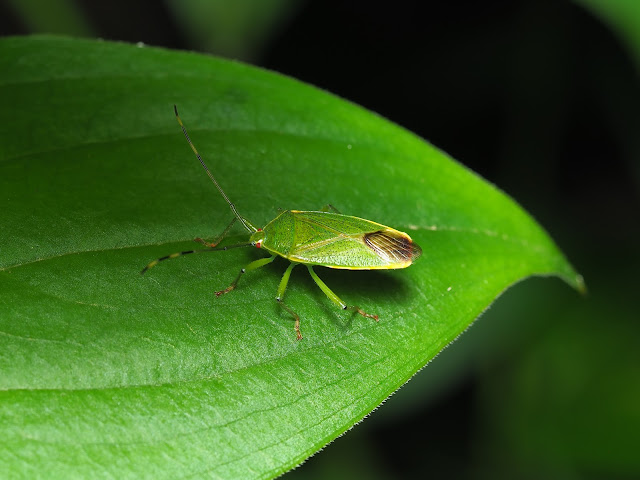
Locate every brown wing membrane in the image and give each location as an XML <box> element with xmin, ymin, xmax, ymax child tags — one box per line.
<box><xmin>363</xmin><ymin>230</ymin><xmax>422</xmax><ymax>266</ymax></box>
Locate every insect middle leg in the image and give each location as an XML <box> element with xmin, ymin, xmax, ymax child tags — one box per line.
<box><xmin>216</xmin><ymin>255</ymin><xmax>276</xmax><ymax>296</ymax></box>
<box><xmin>195</xmin><ymin>217</ymin><xmax>237</xmax><ymax>247</ymax></box>
<box><xmin>306</xmin><ymin>265</ymin><xmax>379</xmax><ymax>322</ymax></box>
<box><xmin>275</xmin><ymin>262</ymin><xmax>303</xmax><ymax>340</ymax></box>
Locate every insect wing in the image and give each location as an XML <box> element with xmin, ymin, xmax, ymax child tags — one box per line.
<box><xmin>287</xmin><ymin>211</ymin><xmax>420</xmax><ymax>270</ymax></box>
<box><xmin>364</xmin><ymin>230</ymin><xmax>422</xmax><ymax>265</ymax></box>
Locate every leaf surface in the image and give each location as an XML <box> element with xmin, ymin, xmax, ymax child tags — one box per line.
<box><xmin>0</xmin><ymin>36</ymin><xmax>583</xmax><ymax>479</ymax></box>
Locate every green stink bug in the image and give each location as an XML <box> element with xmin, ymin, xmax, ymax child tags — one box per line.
<box><xmin>142</xmin><ymin>106</ymin><xmax>422</xmax><ymax>339</ymax></box>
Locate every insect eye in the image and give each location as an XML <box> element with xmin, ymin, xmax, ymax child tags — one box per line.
<box><xmin>255</xmin><ymin>240</ymin><xmax>262</xmax><ymax>249</ymax></box>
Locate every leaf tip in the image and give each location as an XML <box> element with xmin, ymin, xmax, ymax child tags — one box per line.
<box><xmin>575</xmin><ymin>273</ymin><xmax>588</xmax><ymax>296</ymax></box>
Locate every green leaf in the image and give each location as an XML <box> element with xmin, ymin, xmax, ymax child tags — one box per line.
<box><xmin>0</xmin><ymin>36</ymin><xmax>583</xmax><ymax>478</ymax></box>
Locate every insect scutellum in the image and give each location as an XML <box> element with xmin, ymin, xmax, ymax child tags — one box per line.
<box><xmin>141</xmin><ymin>105</ymin><xmax>422</xmax><ymax>340</ymax></box>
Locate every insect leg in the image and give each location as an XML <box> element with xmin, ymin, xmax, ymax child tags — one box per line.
<box><xmin>216</xmin><ymin>255</ymin><xmax>276</xmax><ymax>296</ymax></box>
<box><xmin>141</xmin><ymin>242</ymin><xmax>253</xmax><ymax>274</ymax></box>
<box><xmin>320</xmin><ymin>204</ymin><xmax>341</xmax><ymax>213</ymax></box>
<box><xmin>306</xmin><ymin>265</ymin><xmax>379</xmax><ymax>321</ymax></box>
<box><xmin>195</xmin><ymin>217</ymin><xmax>237</xmax><ymax>247</ymax></box>
<box><xmin>275</xmin><ymin>262</ymin><xmax>302</xmax><ymax>339</ymax></box>
<box><xmin>141</xmin><ymin>250</ymin><xmax>200</xmax><ymax>274</ymax></box>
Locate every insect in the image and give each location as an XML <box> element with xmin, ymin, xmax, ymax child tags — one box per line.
<box><xmin>142</xmin><ymin>105</ymin><xmax>422</xmax><ymax>340</ymax></box>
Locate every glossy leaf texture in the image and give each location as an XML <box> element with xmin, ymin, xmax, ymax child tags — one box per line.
<box><xmin>0</xmin><ymin>36</ymin><xmax>583</xmax><ymax>479</ymax></box>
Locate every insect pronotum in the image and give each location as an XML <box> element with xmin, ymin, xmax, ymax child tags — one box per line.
<box><xmin>142</xmin><ymin>105</ymin><xmax>422</xmax><ymax>339</ymax></box>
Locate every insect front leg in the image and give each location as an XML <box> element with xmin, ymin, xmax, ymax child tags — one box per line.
<box><xmin>216</xmin><ymin>255</ymin><xmax>276</xmax><ymax>296</ymax></box>
<box><xmin>275</xmin><ymin>262</ymin><xmax>302</xmax><ymax>340</ymax></box>
<box><xmin>195</xmin><ymin>217</ymin><xmax>237</xmax><ymax>247</ymax></box>
<box><xmin>306</xmin><ymin>265</ymin><xmax>379</xmax><ymax>322</ymax></box>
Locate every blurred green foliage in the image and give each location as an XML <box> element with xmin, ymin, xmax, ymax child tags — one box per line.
<box><xmin>166</xmin><ymin>0</ymin><xmax>302</xmax><ymax>60</ymax></box>
<box><xmin>4</xmin><ymin>0</ymin><xmax>93</xmax><ymax>37</ymax></box>
<box><xmin>575</xmin><ymin>0</ymin><xmax>640</xmax><ymax>69</ymax></box>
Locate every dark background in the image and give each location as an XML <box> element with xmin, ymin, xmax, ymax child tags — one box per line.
<box><xmin>2</xmin><ymin>1</ymin><xmax>638</xmax><ymax>478</ymax></box>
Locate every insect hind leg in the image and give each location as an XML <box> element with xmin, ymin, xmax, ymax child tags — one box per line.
<box><xmin>275</xmin><ymin>262</ymin><xmax>302</xmax><ymax>339</ymax></box>
<box><xmin>306</xmin><ymin>265</ymin><xmax>379</xmax><ymax>322</ymax></box>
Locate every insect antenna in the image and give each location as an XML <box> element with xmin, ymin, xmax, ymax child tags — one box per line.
<box><xmin>140</xmin><ymin>242</ymin><xmax>253</xmax><ymax>274</ymax></box>
<box><xmin>174</xmin><ymin>105</ymin><xmax>257</xmax><ymax>233</ymax></box>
